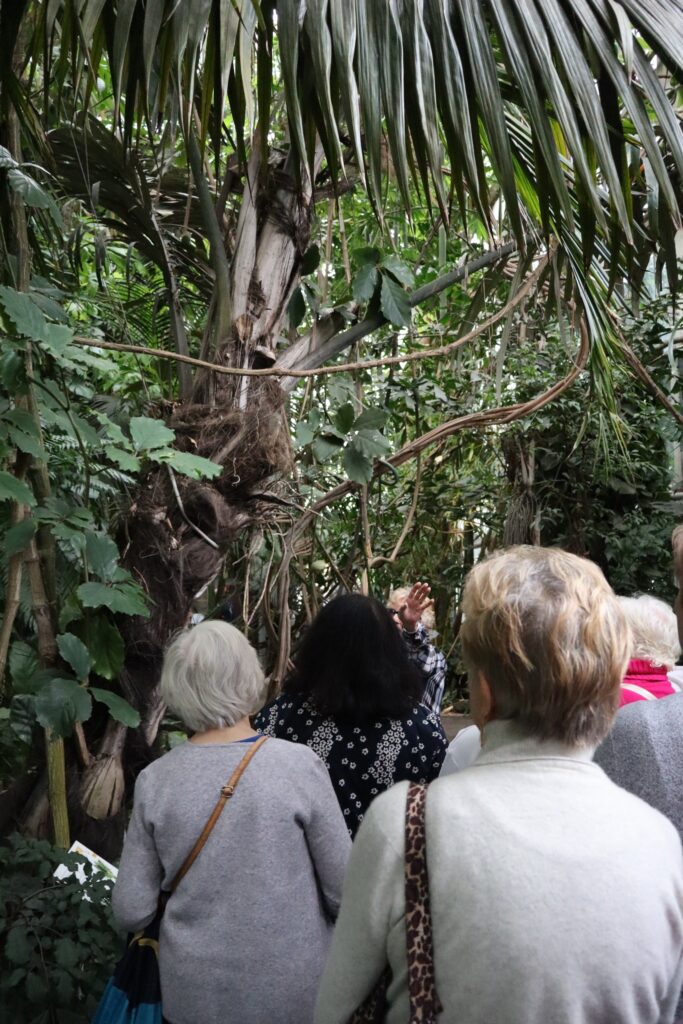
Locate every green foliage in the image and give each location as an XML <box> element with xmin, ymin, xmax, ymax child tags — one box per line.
<box><xmin>0</xmin><ymin>835</ymin><xmax>120</xmax><ymax>1023</ymax></box>
<box><xmin>34</xmin><ymin>679</ymin><xmax>92</xmax><ymax>740</ymax></box>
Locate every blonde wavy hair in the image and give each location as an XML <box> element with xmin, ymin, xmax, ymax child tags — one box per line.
<box><xmin>617</xmin><ymin>595</ymin><xmax>681</xmax><ymax>668</ymax></box>
<box><xmin>460</xmin><ymin>546</ymin><xmax>630</xmax><ymax>745</ymax></box>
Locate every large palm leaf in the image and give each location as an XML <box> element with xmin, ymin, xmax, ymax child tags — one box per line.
<box><xmin>18</xmin><ymin>0</ymin><xmax>683</xmax><ymax>280</ymax></box>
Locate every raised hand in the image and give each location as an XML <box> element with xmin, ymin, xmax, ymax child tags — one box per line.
<box><xmin>398</xmin><ymin>582</ymin><xmax>434</xmax><ymax>633</ymax></box>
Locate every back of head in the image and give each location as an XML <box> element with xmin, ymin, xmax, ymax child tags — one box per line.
<box><xmin>160</xmin><ymin>620</ymin><xmax>266</xmax><ymax>732</ymax></box>
<box><xmin>285</xmin><ymin>593</ymin><xmax>423</xmax><ymax>723</ymax></box>
<box><xmin>460</xmin><ymin>545</ymin><xmax>629</xmax><ymax>746</ymax></box>
<box><xmin>617</xmin><ymin>595</ymin><xmax>681</xmax><ymax>669</ymax></box>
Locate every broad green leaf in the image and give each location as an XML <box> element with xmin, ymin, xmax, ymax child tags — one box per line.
<box><xmin>353</xmin><ymin>408</ymin><xmax>389</xmax><ymax>430</ymax></box>
<box><xmin>5</xmin><ymin>408</ymin><xmax>40</xmax><ymax>437</ymax></box>
<box><xmin>40</xmin><ymin>322</ymin><xmax>74</xmax><ymax>356</ymax></box>
<box><xmin>104</xmin><ymin>446</ymin><xmax>140</xmax><ymax>472</ymax></box>
<box><xmin>380</xmin><ymin>274</ymin><xmax>411</xmax><ymax>327</ymax></box>
<box><xmin>5</xmin><ymin>926</ymin><xmax>31</xmax><ymax>965</ymax></box>
<box><xmin>25</xmin><ymin>971</ymin><xmax>50</xmax><ymax>1004</ymax></box>
<box><xmin>353</xmin><ymin>264</ymin><xmax>379</xmax><ymax>303</ymax></box>
<box><xmin>3</xmin><ymin>517</ymin><xmax>36</xmax><ymax>558</ymax></box>
<box><xmin>9</xmin><ymin>694</ymin><xmax>35</xmax><ymax>744</ymax></box>
<box><xmin>381</xmin><ymin>255</ymin><xmax>415</xmax><ymax>288</ymax></box>
<box><xmin>54</xmin><ymin>936</ymin><xmax>81</xmax><ymax>969</ymax></box>
<box><xmin>294</xmin><ymin>421</ymin><xmax>315</xmax><ymax>447</ymax></box>
<box><xmin>77</xmin><ymin>581</ymin><xmax>150</xmax><ymax>618</ymax></box>
<box><xmin>0</xmin><ymin>288</ymin><xmax>46</xmax><ymax>341</ymax></box>
<box><xmin>334</xmin><ymin>403</ymin><xmax>356</xmax><ymax>435</ymax></box>
<box><xmin>7</xmin><ymin>168</ymin><xmax>52</xmax><ymax>209</ymax></box>
<box><xmin>343</xmin><ymin>445</ymin><xmax>373</xmax><ymax>484</ymax></box>
<box><xmin>0</xmin><ymin>145</ymin><xmax>17</xmax><ymax>168</ymax></box>
<box><xmin>353</xmin><ymin>429</ymin><xmax>393</xmax><ymax>458</ymax></box>
<box><xmin>82</xmin><ymin>616</ymin><xmax>125</xmax><ymax>681</ymax></box>
<box><xmin>129</xmin><ymin>416</ymin><xmax>175</xmax><ymax>451</ymax></box>
<box><xmin>84</xmin><ymin>532</ymin><xmax>120</xmax><ymax>582</ymax></box>
<box><xmin>91</xmin><ymin>688</ymin><xmax>141</xmax><ymax>728</ymax></box>
<box><xmin>150</xmin><ymin>449</ymin><xmax>222</xmax><ymax>480</ymax></box>
<box><xmin>0</xmin><ymin>471</ymin><xmax>35</xmax><ymax>507</ymax></box>
<box><xmin>312</xmin><ymin>435</ymin><xmax>344</xmax><ymax>462</ymax></box>
<box><xmin>0</xmin><ymin>349</ymin><xmax>25</xmax><ymax>390</ymax></box>
<box><xmin>34</xmin><ymin>678</ymin><xmax>92</xmax><ymax>739</ymax></box>
<box><xmin>57</xmin><ymin>633</ymin><xmax>92</xmax><ymax>681</ymax></box>
<box><xmin>9</xmin><ymin>641</ymin><xmax>38</xmax><ymax>693</ymax></box>
<box><xmin>7</xmin><ymin>425</ymin><xmax>44</xmax><ymax>459</ymax></box>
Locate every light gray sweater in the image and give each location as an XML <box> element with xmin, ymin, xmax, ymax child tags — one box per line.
<box><xmin>315</xmin><ymin>720</ymin><xmax>683</xmax><ymax>1024</ymax></box>
<box><xmin>112</xmin><ymin>737</ymin><xmax>351</xmax><ymax>1024</ymax></box>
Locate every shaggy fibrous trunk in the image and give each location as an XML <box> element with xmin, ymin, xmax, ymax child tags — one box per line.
<box><xmin>74</xmin><ymin>160</ymin><xmax>318</xmax><ymax>854</ymax></box>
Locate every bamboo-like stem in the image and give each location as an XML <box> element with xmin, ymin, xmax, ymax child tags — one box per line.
<box><xmin>0</xmin><ymin>499</ymin><xmax>26</xmax><ymax>694</ymax></box>
<box><xmin>45</xmin><ymin>734</ymin><xmax>70</xmax><ymax>849</ymax></box>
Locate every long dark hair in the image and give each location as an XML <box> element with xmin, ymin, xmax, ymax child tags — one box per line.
<box><xmin>284</xmin><ymin>593</ymin><xmax>423</xmax><ymax>722</ymax></box>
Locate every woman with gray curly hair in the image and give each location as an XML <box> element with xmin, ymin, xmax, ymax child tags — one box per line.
<box><xmin>617</xmin><ymin>594</ymin><xmax>681</xmax><ymax>705</ymax></box>
<box><xmin>112</xmin><ymin>621</ymin><xmax>350</xmax><ymax>1024</ymax></box>
<box><xmin>316</xmin><ymin>546</ymin><xmax>683</xmax><ymax>1024</ymax></box>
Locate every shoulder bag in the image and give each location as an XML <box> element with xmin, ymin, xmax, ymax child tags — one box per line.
<box><xmin>92</xmin><ymin>736</ymin><xmax>268</xmax><ymax>1024</ymax></box>
<box><xmin>349</xmin><ymin>782</ymin><xmax>442</xmax><ymax>1024</ymax></box>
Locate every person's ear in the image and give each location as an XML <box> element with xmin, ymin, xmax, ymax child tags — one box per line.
<box><xmin>469</xmin><ymin>670</ymin><xmax>496</xmax><ymax>729</ymax></box>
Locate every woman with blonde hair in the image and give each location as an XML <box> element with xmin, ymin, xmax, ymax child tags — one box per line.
<box><xmin>617</xmin><ymin>594</ymin><xmax>681</xmax><ymax>705</ymax></box>
<box><xmin>112</xmin><ymin>620</ymin><xmax>350</xmax><ymax>1024</ymax></box>
<box><xmin>316</xmin><ymin>546</ymin><xmax>683</xmax><ymax>1024</ymax></box>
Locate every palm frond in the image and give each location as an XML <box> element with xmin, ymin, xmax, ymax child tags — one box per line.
<box><xmin>20</xmin><ymin>1</ymin><xmax>683</xmax><ymax>277</ymax></box>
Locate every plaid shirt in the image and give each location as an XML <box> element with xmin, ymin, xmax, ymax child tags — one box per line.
<box><xmin>403</xmin><ymin>623</ymin><xmax>447</xmax><ymax>715</ymax></box>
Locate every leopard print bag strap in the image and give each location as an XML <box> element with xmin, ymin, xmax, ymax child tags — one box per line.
<box><xmin>404</xmin><ymin>783</ymin><xmax>443</xmax><ymax>1023</ymax></box>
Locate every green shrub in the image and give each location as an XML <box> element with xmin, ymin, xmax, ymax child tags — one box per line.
<box><xmin>0</xmin><ymin>834</ymin><xmax>121</xmax><ymax>1023</ymax></box>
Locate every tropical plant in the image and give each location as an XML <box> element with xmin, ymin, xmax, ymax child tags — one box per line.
<box><xmin>0</xmin><ymin>0</ymin><xmax>681</xmax><ymax>848</ymax></box>
<box><xmin>0</xmin><ymin>834</ymin><xmax>119</xmax><ymax>1023</ymax></box>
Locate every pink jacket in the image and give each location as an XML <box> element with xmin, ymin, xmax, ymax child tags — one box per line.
<box><xmin>619</xmin><ymin>659</ymin><xmax>677</xmax><ymax>706</ymax></box>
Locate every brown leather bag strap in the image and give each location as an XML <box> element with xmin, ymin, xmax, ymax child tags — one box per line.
<box><xmin>170</xmin><ymin>735</ymin><xmax>268</xmax><ymax>893</ymax></box>
<box><xmin>404</xmin><ymin>782</ymin><xmax>442</xmax><ymax>1023</ymax></box>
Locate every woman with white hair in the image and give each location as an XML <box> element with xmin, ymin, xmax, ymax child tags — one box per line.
<box><xmin>315</xmin><ymin>546</ymin><xmax>683</xmax><ymax>1024</ymax></box>
<box><xmin>112</xmin><ymin>621</ymin><xmax>350</xmax><ymax>1024</ymax></box>
<box><xmin>618</xmin><ymin>595</ymin><xmax>682</xmax><ymax>706</ymax></box>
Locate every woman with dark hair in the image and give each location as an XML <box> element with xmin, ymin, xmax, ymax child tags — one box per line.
<box><xmin>254</xmin><ymin>594</ymin><xmax>448</xmax><ymax>835</ymax></box>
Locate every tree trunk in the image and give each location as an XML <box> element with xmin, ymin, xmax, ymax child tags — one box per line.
<box><xmin>77</xmin><ymin>154</ymin><xmax>321</xmax><ymax>855</ymax></box>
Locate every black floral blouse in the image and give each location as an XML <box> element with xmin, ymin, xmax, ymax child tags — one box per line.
<box><xmin>254</xmin><ymin>696</ymin><xmax>448</xmax><ymax>836</ymax></box>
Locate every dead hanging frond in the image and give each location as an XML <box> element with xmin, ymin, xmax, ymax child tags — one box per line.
<box><xmin>79</xmin><ymin>721</ymin><xmax>127</xmax><ymax>821</ymax></box>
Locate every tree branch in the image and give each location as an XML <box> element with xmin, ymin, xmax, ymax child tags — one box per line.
<box><xmin>72</xmin><ymin>245</ymin><xmax>548</xmax><ymax>382</ymax></box>
<box><xmin>276</xmin><ymin>237</ymin><xmax>530</xmax><ymax>383</ymax></box>
<box><xmin>270</xmin><ymin>319</ymin><xmax>589</xmax><ymax>684</ymax></box>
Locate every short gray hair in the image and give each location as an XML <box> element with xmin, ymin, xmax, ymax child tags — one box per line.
<box><xmin>617</xmin><ymin>595</ymin><xmax>681</xmax><ymax>669</ymax></box>
<box><xmin>160</xmin><ymin>621</ymin><xmax>266</xmax><ymax>732</ymax></box>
